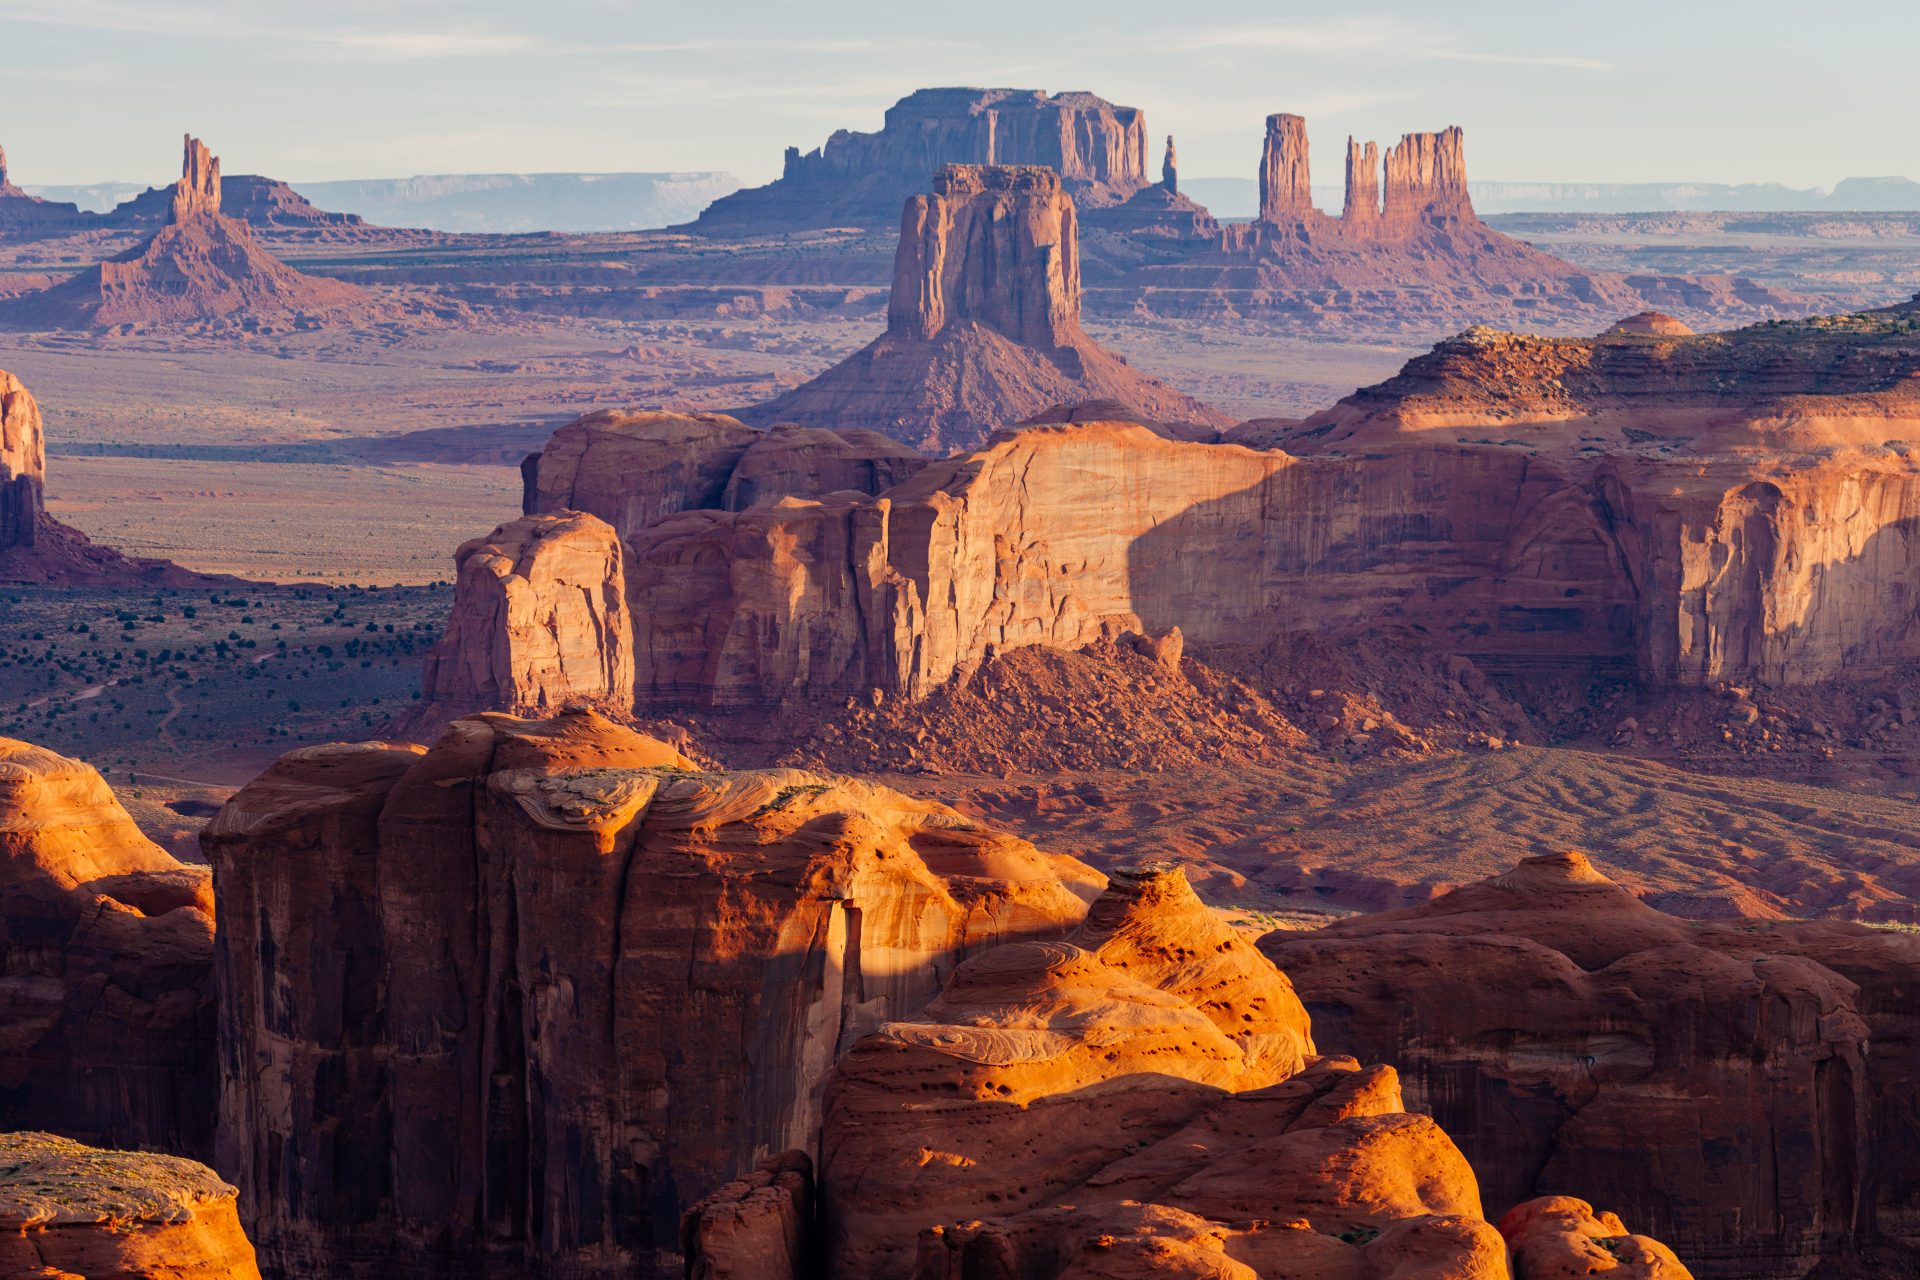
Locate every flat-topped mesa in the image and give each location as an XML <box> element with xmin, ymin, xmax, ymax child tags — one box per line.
<box><xmin>1257</xmin><ymin>113</ymin><xmax>1314</xmax><ymax>224</ymax></box>
<box><xmin>1342</xmin><ymin>136</ymin><xmax>1381</xmax><ymax>228</ymax></box>
<box><xmin>171</xmin><ymin>133</ymin><xmax>222</xmax><ymax>222</ymax></box>
<box><xmin>1382</xmin><ymin>126</ymin><xmax>1472</xmax><ymax>228</ymax></box>
<box><xmin>693</xmin><ymin>87</ymin><xmax>1149</xmax><ymax>232</ymax></box>
<box><xmin>889</xmin><ymin>163</ymin><xmax>1080</xmax><ymax>348</ymax></box>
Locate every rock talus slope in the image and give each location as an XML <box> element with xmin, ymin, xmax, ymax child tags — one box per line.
<box><xmin>1264</xmin><ymin>851</ymin><xmax>1920</xmax><ymax>1278</ymax></box>
<box><xmin>743</xmin><ymin>164</ymin><xmax>1228</xmax><ymax>452</ymax></box>
<box><xmin>0</xmin><ymin>736</ymin><xmax>216</xmax><ymax>1157</ymax></box>
<box><xmin>0</xmin><ymin>1132</ymin><xmax>262</xmax><ymax>1280</ymax></box>
<box><xmin>208</xmin><ymin>708</ymin><xmax>1099</xmax><ymax>1279</ymax></box>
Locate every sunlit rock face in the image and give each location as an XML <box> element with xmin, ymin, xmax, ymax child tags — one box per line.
<box><xmin>207</xmin><ymin>708</ymin><xmax>1099</xmax><ymax>1279</ymax></box>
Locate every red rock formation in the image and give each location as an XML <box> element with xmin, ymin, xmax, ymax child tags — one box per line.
<box><xmin>1161</xmin><ymin>134</ymin><xmax>1178</xmax><ymax>194</ymax></box>
<box><xmin>1502</xmin><ymin>1197</ymin><xmax>1696</xmax><ymax>1280</ymax></box>
<box><xmin>4</xmin><ymin>135</ymin><xmax>367</xmax><ymax>330</ymax></box>
<box><xmin>417</xmin><ymin>511</ymin><xmax>634</xmax><ymax>718</ymax></box>
<box><xmin>680</xmin><ymin>1152</ymin><xmax>813</xmax><ymax>1280</ymax></box>
<box><xmin>0</xmin><ymin>142</ymin><xmax>94</xmax><ymax>231</ymax></box>
<box><xmin>0</xmin><ymin>737</ymin><xmax>216</xmax><ymax>1157</ymax></box>
<box><xmin>1606</xmin><ymin>310</ymin><xmax>1695</xmax><ymax>336</ymax></box>
<box><xmin>0</xmin><ymin>1133</ymin><xmax>261</xmax><ymax>1280</ymax></box>
<box><xmin>0</xmin><ymin>367</ymin><xmax>225</xmax><ymax>584</ymax></box>
<box><xmin>1344</xmin><ymin>136</ymin><xmax>1382</xmax><ymax>228</ymax></box>
<box><xmin>208</xmin><ymin>708</ymin><xmax>1099</xmax><ymax>1278</ymax></box>
<box><xmin>1263</xmin><ymin>851</ymin><xmax>1920</xmax><ymax>1277</ymax></box>
<box><xmin>691</xmin><ymin>88</ymin><xmax>1150</xmax><ymax>233</ymax></box>
<box><xmin>1383</xmin><ymin>127</ymin><xmax>1473</xmax><ymax>228</ymax></box>
<box><xmin>809</xmin><ymin>864</ymin><xmax>1686</xmax><ymax>1280</ymax></box>
<box><xmin>743</xmin><ymin>165</ymin><xmax>1229</xmax><ymax>451</ymax></box>
<box><xmin>1258</xmin><ymin>113</ymin><xmax>1314</xmax><ymax>225</ymax></box>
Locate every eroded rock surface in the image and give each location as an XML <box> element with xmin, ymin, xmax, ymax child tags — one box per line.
<box><xmin>1264</xmin><ymin>851</ymin><xmax>1920</xmax><ymax>1277</ymax></box>
<box><xmin>0</xmin><ymin>1132</ymin><xmax>261</xmax><ymax>1280</ymax></box>
<box><xmin>743</xmin><ymin>164</ymin><xmax>1229</xmax><ymax>451</ymax></box>
<box><xmin>208</xmin><ymin>708</ymin><xmax>1098</xmax><ymax>1278</ymax></box>
<box><xmin>0</xmin><ymin>737</ymin><xmax>216</xmax><ymax>1157</ymax></box>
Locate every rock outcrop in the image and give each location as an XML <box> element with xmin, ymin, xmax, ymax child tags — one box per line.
<box><xmin>0</xmin><ymin>1132</ymin><xmax>262</xmax><ymax>1280</ymax></box>
<box><xmin>208</xmin><ymin>709</ymin><xmax>1099</xmax><ymax>1278</ymax></box>
<box><xmin>1161</xmin><ymin>134</ymin><xmax>1178</xmax><ymax>193</ymax></box>
<box><xmin>690</xmin><ymin>88</ymin><xmax>1150</xmax><ymax>233</ymax></box>
<box><xmin>4</xmin><ymin>135</ymin><xmax>367</xmax><ymax>330</ymax></box>
<box><xmin>0</xmin><ymin>142</ymin><xmax>93</xmax><ymax>231</ymax></box>
<box><xmin>0</xmin><ymin>737</ymin><xmax>216</xmax><ymax>1158</ymax></box>
<box><xmin>1263</xmin><ymin>851</ymin><xmax>1920</xmax><ymax>1278</ymax></box>
<box><xmin>1258</xmin><ymin>113</ymin><xmax>1314</xmax><ymax>225</ymax></box>
<box><xmin>741</xmin><ymin>164</ymin><xmax>1229</xmax><ymax>451</ymax></box>
<box><xmin>790</xmin><ymin>865</ymin><xmax>1687</xmax><ymax>1280</ymax></box>
<box><xmin>418</xmin><ymin>511</ymin><xmax>634</xmax><ymax>718</ymax></box>
<box><xmin>1381</xmin><ymin>126</ymin><xmax>1473</xmax><ymax>228</ymax></box>
<box><xmin>0</xmin><ymin>367</ymin><xmax>222</xmax><ymax>584</ymax></box>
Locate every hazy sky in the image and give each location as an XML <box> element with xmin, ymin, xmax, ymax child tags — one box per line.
<box><xmin>3</xmin><ymin>0</ymin><xmax>1916</xmax><ymax>189</ymax></box>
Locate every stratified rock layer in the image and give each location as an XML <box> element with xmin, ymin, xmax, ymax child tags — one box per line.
<box><xmin>0</xmin><ymin>366</ymin><xmax>41</xmax><ymax>548</ymax></box>
<box><xmin>692</xmin><ymin>87</ymin><xmax>1149</xmax><ymax>233</ymax></box>
<box><xmin>1264</xmin><ymin>852</ymin><xmax>1920</xmax><ymax>1278</ymax></box>
<box><xmin>0</xmin><ymin>737</ymin><xmax>216</xmax><ymax>1157</ymax></box>
<box><xmin>0</xmin><ymin>1132</ymin><xmax>262</xmax><ymax>1280</ymax></box>
<box><xmin>208</xmin><ymin>709</ymin><xmax>1099</xmax><ymax>1279</ymax></box>
<box><xmin>744</xmin><ymin>165</ymin><xmax>1227</xmax><ymax>452</ymax></box>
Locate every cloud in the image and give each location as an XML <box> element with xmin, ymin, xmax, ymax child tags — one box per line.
<box><xmin>1428</xmin><ymin>50</ymin><xmax>1612</xmax><ymax>71</ymax></box>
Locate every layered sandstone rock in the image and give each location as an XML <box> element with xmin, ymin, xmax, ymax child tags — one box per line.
<box><xmin>0</xmin><ymin>1133</ymin><xmax>261</xmax><ymax>1280</ymax></box>
<box><xmin>811</xmin><ymin>865</ymin><xmax>1685</xmax><ymax>1280</ymax></box>
<box><xmin>691</xmin><ymin>87</ymin><xmax>1150</xmax><ymax>233</ymax></box>
<box><xmin>1258</xmin><ymin>113</ymin><xmax>1314</xmax><ymax>225</ymax></box>
<box><xmin>680</xmin><ymin>1152</ymin><xmax>813</xmax><ymax>1280</ymax></box>
<box><xmin>0</xmin><ymin>367</ymin><xmax>219</xmax><ymax>584</ymax></box>
<box><xmin>1606</xmin><ymin>310</ymin><xmax>1694</xmax><ymax>336</ymax></box>
<box><xmin>209</xmin><ymin>709</ymin><xmax>1099</xmax><ymax>1278</ymax></box>
<box><xmin>5</xmin><ymin>135</ymin><xmax>367</xmax><ymax>329</ymax></box>
<box><xmin>417</xmin><ymin>511</ymin><xmax>633</xmax><ymax>717</ymax></box>
<box><xmin>1501</xmin><ymin>1197</ymin><xmax>1695</xmax><ymax>1280</ymax></box>
<box><xmin>0</xmin><ymin>143</ymin><xmax>93</xmax><ymax>231</ymax></box>
<box><xmin>1161</xmin><ymin>135</ymin><xmax>1178</xmax><ymax>193</ymax></box>
<box><xmin>1343</xmin><ymin>136</ymin><xmax>1382</xmax><ymax>230</ymax></box>
<box><xmin>743</xmin><ymin>165</ymin><xmax>1228</xmax><ymax>451</ymax></box>
<box><xmin>1382</xmin><ymin>127</ymin><xmax>1473</xmax><ymax>228</ymax></box>
<box><xmin>1264</xmin><ymin>851</ymin><xmax>1920</xmax><ymax>1277</ymax></box>
<box><xmin>0</xmin><ymin>738</ymin><xmax>216</xmax><ymax>1157</ymax></box>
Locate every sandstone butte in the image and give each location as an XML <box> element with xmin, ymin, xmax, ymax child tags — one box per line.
<box><xmin>741</xmin><ymin>163</ymin><xmax>1231</xmax><ymax>452</ymax></box>
<box><xmin>0</xmin><ymin>737</ymin><xmax>216</xmax><ymax>1158</ymax></box>
<box><xmin>0</xmin><ymin>142</ymin><xmax>93</xmax><ymax>231</ymax></box>
<box><xmin>690</xmin><ymin>87</ymin><xmax>1152</xmax><ymax>234</ymax></box>
<box><xmin>1264</xmin><ymin>851</ymin><xmax>1920</xmax><ymax>1280</ymax></box>
<box><xmin>2</xmin><ymin>135</ymin><xmax>367</xmax><ymax>330</ymax></box>
<box><xmin>421</xmin><ymin>294</ymin><xmax>1920</xmax><ymax>723</ymax></box>
<box><xmin>0</xmin><ymin>1132</ymin><xmax>261</xmax><ymax>1280</ymax></box>
<box><xmin>204</xmin><ymin>707</ymin><xmax>1102</xmax><ymax>1278</ymax></box>
<box><xmin>682</xmin><ymin>864</ymin><xmax>1690</xmax><ymax>1280</ymax></box>
<box><xmin>1</xmin><ymin>366</ymin><xmax>220</xmax><ymax>584</ymax></box>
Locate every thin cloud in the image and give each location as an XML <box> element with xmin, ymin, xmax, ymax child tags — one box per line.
<box><xmin>1428</xmin><ymin>50</ymin><xmax>1612</xmax><ymax>71</ymax></box>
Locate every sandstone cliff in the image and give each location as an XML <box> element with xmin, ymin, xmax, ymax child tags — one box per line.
<box><xmin>676</xmin><ymin>864</ymin><xmax>1690</xmax><ymax>1280</ymax></box>
<box><xmin>0</xmin><ymin>367</ymin><xmax>225</xmax><ymax>584</ymax></box>
<box><xmin>5</xmin><ymin>135</ymin><xmax>368</xmax><ymax>330</ymax></box>
<box><xmin>691</xmin><ymin>88</ymin><xmax>1150</xmax><ymax>233</ymax></box>
<box><xmin>742</xmin><ymin>164</ymin><xmax>1229</xmax><ymax>451</ymax></box>
<box><xmin>1264</xmin><ymin>851</ymin><xmax>1920</xmax><ymax>1278</ymax></box>
<box><xmin>0</xmin><ymin>142</ymin><xmax>94</xmax><ymax>231</ymax></box>
<box><xmin>209</xmin><ymin>708</ymin><xmax>1099</xmax><ymax>1279</ymax></box>
<box><xmin>1258</xmin><ymin>113</ymin><xmax>1314</xmax><ymax>225</ymax></box>
<box><xmin>0</xmin><ymin>1132</ymin><xmax>261</xmax><ymax>1280</ymax></box>
<box><xmin>0</xmin><ymin>737</ymin><xmax>216</xmax><ymax>1158</ymax></box>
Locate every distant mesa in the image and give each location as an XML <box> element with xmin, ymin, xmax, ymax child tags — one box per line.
<box><xmin>1606</xmin><ymin>309</ymin><xmax>1695</xmax><ymax>336</ymax></box>
<box><xmin>0</xmin><ymin>141</ymin><xmax>94</xmax><ymax>231</ymax></box>
<box><xmin>2</xmin><ymin>135</ymin><xmax>371</xmax><ymax>330</ymax></box>
<box><xmin>740</xmin><ymin>163</ymin><xmax>1229</xmax><ymax>451</ymax></box>
<box><xmin>689</xmin><ymin>87</ymin><xmax>1151</xmax><ymax>234</ymax></box>
<box><xmin>2</xmin><ymin>366</ymin><xmax>221</xmax><ymax>584</ymax></box>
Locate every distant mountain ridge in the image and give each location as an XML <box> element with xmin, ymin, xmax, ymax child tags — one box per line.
<box><xmin>1181</xmin><ymin>174</ymin><xmax>1920</xmax><ymax>218</ymax></box>
<box><xmin>29</xmin><ymin>170</ymin><xmax>742</xmax><ymax>233</ymax></box>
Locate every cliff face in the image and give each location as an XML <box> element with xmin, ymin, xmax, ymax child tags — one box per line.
<box><xmin>208</xmin><ymin>709</ymin><xmax>1098</xmax><ymax>1279</ymax></box>
<box><xmin>679</xmin><ymin>865</ymin><xmax>1690</xmax><ymax>1280</ymax></box>
<box><xmin>1</xmin><ymin>366</ymin><xmax>43</xmax><ymax>548</ymax></box>
<box><xmin>691</xmin><ymin>87</ymin><xmax>1149</xmax><ymax>233</ymax></box>
<box><xmin>0</xmin><ymin>1132</ymin><xmax>262</xmax><ymax>1280</ymax></box>
<box><xmin>0</xmin><ymin>737</ymin><xmax>216</xmax><ymax>1158</ymax></box>
<box><xmin>1264</xmin><ymin>851</ymin><xmax>1920</xmax><ymax>1278</ymax></box>
<box><xmin>1258</xmin><ymin>113</ymin><xmax>1313</xmax><ymax>224</ymax></box>
<box><xmin>741</xmin><ymin>165</ymin><xmax>1228</xmax><ymax>452</ymax></box>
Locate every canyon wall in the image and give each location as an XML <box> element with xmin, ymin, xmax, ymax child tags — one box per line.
<box><xmin>208</xmin><ymin>709</ymin><xmax>1099</xmax><ymax>1279</ymax></box>
<box><xmin>1264</xmin><ymin>851</ymin><xmax>1920</xmax><ymax>1278</ymax></box>
<box><xmin>692</xmin><ymin>88</ymin><xmax>1149</xmax><ymax>233</ymax></box>
<box><xmin>0</xmin><ymin>736</ymin><xmax>216</xmax><ymax>1158</ymax></box>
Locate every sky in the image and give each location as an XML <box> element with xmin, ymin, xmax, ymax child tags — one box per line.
<box><xmin>3</xmin><ymin>0</ymin><xmax>1917</xmax><ymax>189</ymax></box>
